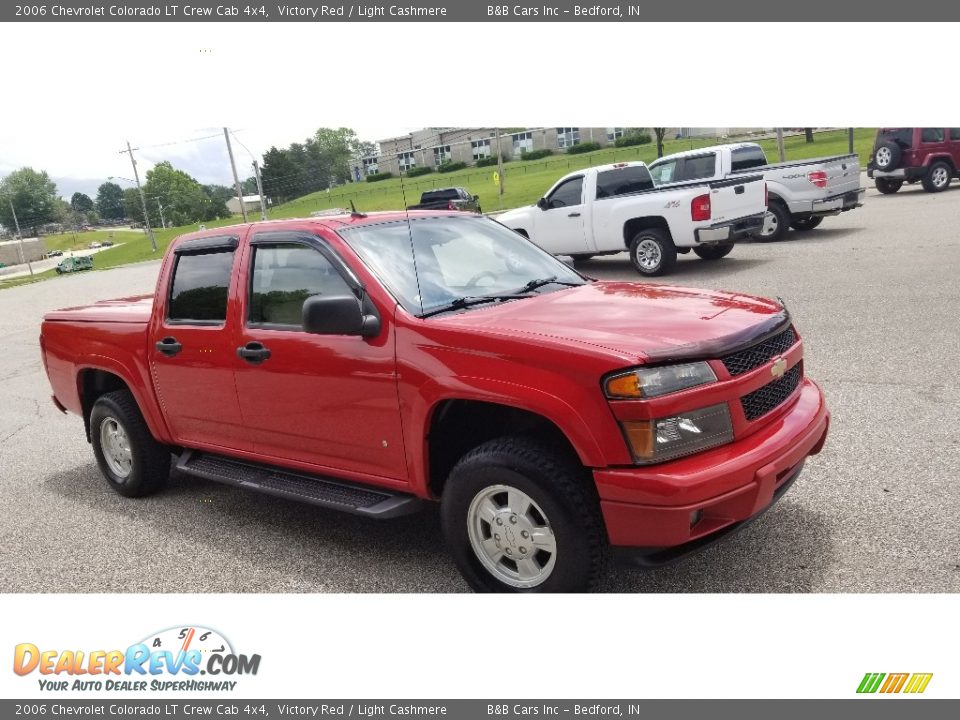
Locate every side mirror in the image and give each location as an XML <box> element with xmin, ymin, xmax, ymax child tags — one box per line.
<box><xmin>302</xmin><ymin>295</ymin><xmax>380</xmax><ymax>338</ymax></box>
<box><xmin>536</xmin><ymin>197</ymin><xmax>549</xmax><ymax>210</ymax></box>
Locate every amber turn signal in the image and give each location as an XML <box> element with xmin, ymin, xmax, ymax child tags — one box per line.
<box><xmin>621</xmin><ymin>421</ymin><xmax>655</xmax><ymax>459</ymax></box>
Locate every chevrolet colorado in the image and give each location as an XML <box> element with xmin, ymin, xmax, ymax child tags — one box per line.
<box><xmin>40</xmin><ymin>211</ymin><xmax>829</xmax><ymax>592</ymax></box>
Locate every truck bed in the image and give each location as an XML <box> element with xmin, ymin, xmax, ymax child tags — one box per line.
<box><xmin>730</xmin><ymin>153</ymin><xmax>859</xmax><ymax>174</ymax></box>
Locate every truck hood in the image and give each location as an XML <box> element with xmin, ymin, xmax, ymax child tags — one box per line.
<box><xmin>434</xmin><ymin>282</ymin><xmax>787</xmax><ymax>362</ymax></box>
<box><xmin>44</xmin><ymin>295</ymin><xmax>154</xmax><ymax>324</ymax></box>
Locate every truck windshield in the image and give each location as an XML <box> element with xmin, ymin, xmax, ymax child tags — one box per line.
<box><xmin>339</xmin><ymin>215</ymin><xmax>585</xmax><ymax>317</ymax></box>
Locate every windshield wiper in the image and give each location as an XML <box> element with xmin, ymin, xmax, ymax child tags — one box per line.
<box><xmin>508</xmin><ymin>276</ymin><xmax>582</xmax><ymax>294</ymax></box>
<box><xmin>419</xmin><ymin>294</ymin><xmax>529</xmax><ymax>319</ymax></box>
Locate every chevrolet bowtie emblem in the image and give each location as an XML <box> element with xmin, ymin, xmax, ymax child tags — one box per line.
<box><xmin>771</xmin><ymin>357</ymin><xmax>788</xmax><ymax>378</ymax></box>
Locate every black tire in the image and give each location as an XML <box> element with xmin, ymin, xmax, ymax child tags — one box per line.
<box><xmin>875</xmin><ymin>177</ymin><xmax>903</xmax><ymax>194</ymax></box>
<box><xmin>757</xmin><ymin>201</ymin><xmax>790</xmax><ymax>242</ymax></box>
<box><xmin>440</xmin><ymin>436</ymin><xmax>607</xmax><ymax>593</ymax></box>
<box><xmin>570</xmin><ymin>254</ymin><xmax>595</xmax><ymax>266</ymax></box>
<box><xmin>628</xmin><ymin>228</ymin><xmax>676</xmax><ymax>276</ymax></box>
<box><xmin>693</xmin><ymin>243</ymin><xmax>733</xmax><ymax>260</ymax></box>
<box><xmin>790</xmin><ymin>216</ymin><xmax>824</xmax><ymax>231</ymax></box>
<box><xmin>89</xmin><ymin>389</ymin><xmax>170</xmax><ymax>498</ymax></box>
<box><xmin>874</xmin><ymin>140</ymin><xmax>901</xmax><ymax>171</ymax></box>
<box><xmin>921</xmin><ymin>161</ymin><xmax>953</xmax><ymax>193</ymax></box>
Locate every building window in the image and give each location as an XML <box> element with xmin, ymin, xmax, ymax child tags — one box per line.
<box><xmin>362</xmin><ymin>157</ymin><xmax>379</xmax><ymax>176</ymax></box>
<box><xmin>512</xmin><ymin>132</ymin><xmax>533</xmax><ymax>157</ymax></box>
<box><xmin>607</xmin><ymin>128</ymin><xmax>625</xmax><ymax>142</ymax></box>
<box><xmin>398</xmin><ymin>151</ymin><xmax>416</xmax><ymax>172</ymax></box>
<box><xmin>471</xmin><ymin>139</ymin><xmax>491</xmax><ymax>161</ymax></box>
<box><xmin>557</xmin><ymin>128</ymin><xmax>580</xmax><ymax>149</ymax></box>
<box><xmin>433</xmin><ymin>145</ymin><xmax>451</xmax><ymax>165</ymax></box>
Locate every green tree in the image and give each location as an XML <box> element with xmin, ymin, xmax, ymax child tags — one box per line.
<box><xmin>96</xmin><ymin>182</ymin><xmax>126</xmax><ymax>220</ymax></box>
<box><xmin>0</xmin><ymin>167</ymin><xmax>59</xmax><ymax>234</ymax></box>
<box><xmin>142</xmin><ymin>161</ymin><xmax>227</xmax><ymax>226</ymax></box>
<box><xmin>241</xmin><ymin>176</ymin><xmax>258</xmax><ymax>195</ymax></box>
<box><xmin>653</xmin><ymin>128</ymin><xmax>668</xmax><ymax>158</ymax></box>
<box><xmin>122</xmin><ymin>187</ymin><xmax>143</xmax><ymax>223</ymax></box>
<box><xmin>70</xmin><ymin>192</ymin><xmax>95</xmax><ymax>213</ymax></box>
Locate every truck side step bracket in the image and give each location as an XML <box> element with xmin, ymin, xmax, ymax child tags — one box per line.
<box><xmin>175</xmin><ymin>450</ymin><xmax>424</xmax><ymax>519</ymax></box>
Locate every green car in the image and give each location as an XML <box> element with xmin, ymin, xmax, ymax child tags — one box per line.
<box><xmin>56</xmin><ymin>256</ymin><xmax>94</xmax><ymax>274</ymax></box>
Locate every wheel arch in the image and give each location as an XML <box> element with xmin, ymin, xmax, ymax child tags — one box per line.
<box><xmin>622</xmin><ymin>216</ymin><xmax>672</xmax><ymax>249</ymax></box>
<box><xmin>77</xmin><ymin>366</ymin><xmax>168</xmax><ymax>444</ymax></box>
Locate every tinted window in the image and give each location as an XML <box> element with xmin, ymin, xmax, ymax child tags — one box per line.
<box><xmin>596</xmin><ymin>166</ymin><xmax>654</xmax><ymax>198</ymax></box>
<box><xmin>649</xmin><ymin>159</ymin><xmax>678</xmax><ymax>185</ymax></box>
<box><xmin>169</xmin><ymin>250</ymin><xmax>234</xmax><ymax>322</ymax></box>
<box><xmin>680</xmin><ymin>154</ymin><xmax>717</xmax><ymax>181</ymax></box>
<box><xmin>880</xmin><ymin>129</ymin><xmax>913</xmax><ymax>148</ymax></box>
<box><xmin>421</xmin><ymin>189</ymin><xmax>459</xmax><ymax>202</ymax></box>
<box><xmin>921</xmin><ymin>128</ymin><xmax>944</xmax><ymax>143</ymax></box>
<box><xmin>730</xmin><ymin>145</ymin><xmax>767</xmax><ymax>171</ymax></box>
<box><xmin>547</xmin><ymin>177</ymin><xmax>583</xmax><ymax>208</ymax></box>
<box><xmin>951</xmin><ymin>129</ymin><xmax>960</xmax><ymax>141</ymax></box>
<box><xmin>249</xmin><ymin>244</ymin><xmax>352</xmax><ymax>327</ymax></box>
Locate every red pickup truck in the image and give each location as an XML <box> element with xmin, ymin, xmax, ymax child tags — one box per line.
<box><xmin>40</xmin><ymin>211</ymin><xmax>829</xmax><ymax>592</ymax></box>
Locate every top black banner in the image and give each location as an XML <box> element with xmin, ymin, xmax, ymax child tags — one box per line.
<box><xmin>5</xmin><ymin>1</ymin><xmax>953</xmax><ymax>21</ymax></box>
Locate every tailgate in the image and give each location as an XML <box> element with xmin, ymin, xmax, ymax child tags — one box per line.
<box><xmin>707</xmin><ymin>174</ymin><xmax>766</xmax><ymax>223</ymax></box>
<box><xmin>820</xmin><ymin>154</ymin><xmax>861</xmax><ymax>195</ymax></box>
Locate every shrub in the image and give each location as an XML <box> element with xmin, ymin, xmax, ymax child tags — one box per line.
<box><xmin>405</xmin><ymin>166</ymin><xmax>433</xmax><ymax>177</ymax></box>
<box><xmin>365</xmin><ymin>172</ymin><xmax>393</xmax><ymax>183</ymax></box>
<box><xmin>614</xmin><ymin>132</ymin><xmax>652</xmax><ymax>148</ymax></box>
<box><xmin>566</xmin><ymin>141</ymin><xmax>602</xmax><ymax>155</ymax></box>
<box><xmin>437</xmin><ymin>161</ymin><xmax>467</xmax><ymax>174</ymax></box>
<box><xmin>475</xmin><ymin>157</ymin><xmax>499</xmax><ymax>168</ymax></box>
<box><xmin>519</xmin><ymin>149</ymin><xmax>553</xmax><ymax>161</ymax></box>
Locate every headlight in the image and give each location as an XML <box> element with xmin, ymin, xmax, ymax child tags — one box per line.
<box><xmin>621</xmin><ymin>403</ymin><xmax>734</xmax><ymax>464</ymax></box>
<box><xmin>605</xmin><ymin>361</ymin><xmax>717</xmax><ymax>399</ymax></box>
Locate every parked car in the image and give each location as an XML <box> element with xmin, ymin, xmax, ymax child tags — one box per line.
<box><xmin>101</xmin><ymin>240</ymin><xmax>114</xmax><ymax>247</ymax></box>
<box><xmin>648</xmin><ymin>143</ymin><xmax>864</xmax><ymax>242</ymax></box>
<box><xmin>497</xmin><ymin>161</ymin><xmax>767</xmax><ymax>275</ymax></box>
<box><xmin>867</xmin><ymin>128</ymin><xmax>960</xmax><ymax>194</ymax></box>
<box><xmin>407</xmin><ymin>187</ymin><xmax>481</xmax><ymax>213</ymax></box>
<box><xmin>88</xmin><ymin>241</ymin><xmax>102</xmax><ymax>249</ymax></box>
<box><xmin>56</xmin><ymin>256</ymin><xmax>93</xmax><ymax>274</ymax></box>
<box><xmin>40</xmin><ymin>211</ymin><xmax>829</xmax><ymax>592</ymax></box>
<box><xmin>47</xmin><ymin>250</ymin><xmax>64</xmax><ymax>258</ymax></box>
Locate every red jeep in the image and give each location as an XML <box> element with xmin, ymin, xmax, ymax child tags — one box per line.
<box><xmin>868</xmin><ymin>128</ymin><xmax>960</xmax><ymax>193</ymax></box>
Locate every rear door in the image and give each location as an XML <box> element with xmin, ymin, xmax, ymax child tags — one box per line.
<box><xmin>706</xmin><ymin>175</ymin><xmax>766</xmax><ymax>224</ymax></box>
<box><xmin>949</xmin><ymin>129</ymin><xmax>960</xmax><ymax>167</ymax></box>
<box><xmin>532</xmin><ymin>175</ymin><xmax>588</xmax><ymax>254</ymax></box>
<box><xmin>232</xmin><ymin>230</ymin><xmax>407</xmax><ymax>481</ymax></box>
<box><xmin>148</xmin><ymin>235</ymin><xmax>250</xmax><ymax>451</ymax></box>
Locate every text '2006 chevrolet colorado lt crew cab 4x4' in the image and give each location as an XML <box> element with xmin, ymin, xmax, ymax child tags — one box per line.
<box><xmin>40</xmin><ymin>211</ymin><xmax>829</xmax><ymax>592</ymax></box>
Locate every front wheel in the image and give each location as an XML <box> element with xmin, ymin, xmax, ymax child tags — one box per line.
<box><xmin>921</xmin><ymin>161</ymin><xmax>953</xmax><ymax>193</ymax></box>
<box><xmin>441</xmin><ymin>437</ymin><xmax>607</xmax><ymax>593</ymax></box>
<box><xmin>693</xmin><ymin>243</ymin><xmax>733</xmax><ymax>260</ymax></box>
<box><xmin>628</xmin><ymin>229</ymin><xmax>677</xmax><ymax>276</ymax></box>
<box><xmin>757</xmin><ymin>202</ymin><xmax>790</xmax><ymax>242</ymax></box>
<box><xmin>570</xmin><ymin>254</ymin><xmax>595</xmax><ymax>267</ymax></box>
<box><xmin>90</xmin><ymin>389</ymin><xmax>170</xmax><ymax>498</ymax></box>
<box><xmin>790</xmin><ymin>216</ymin><xmax>824</xmax><ymax>231</ymax></box>
<box><xmin>875</xmin><ymin>177</ymin><xmax>903</xmax><ymax>194</ymax></box>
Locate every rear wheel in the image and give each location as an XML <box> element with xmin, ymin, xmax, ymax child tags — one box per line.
<box><xmin>693</xmin><ymin>243</ymin><xmax>733</xmax><ymax>261</ymax></box>
<box><xmin>441</xmin><ymin>437</ymin><xmax>607</xmax><ymax>593</ymax></box>
<box><xmin>757</xmin><ymin>202</ymin><xmax>790</xmax><ymax>242</ymax></box>
<box><xmin>90</xmin><ymin>390</ymin><xmax>170</xmax><ymax>498</ymax></box>
<box><xmin>875</xmin><ymin>177</ymin><xmax>903</xmax><ymax>194</ymax></box>
<box><xmin>921</xmin><ymin>161</ymin><xmax>952</xmax><ymax>193</ymax></box>
<box><xmin>628</xmin><ymin>228</ymin><xmax>676</xmax><ymax>276</ymax></box>
<box><xmin>790</xmin><ymin>216</ymin><xmax>824</xmax><ymax>231</ymax></box>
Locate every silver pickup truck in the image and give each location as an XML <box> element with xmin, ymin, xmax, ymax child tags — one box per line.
<box><xmin>649</xmin><ymin>142</ymin><xmax>865</xmax><ymax>242</ymax></box>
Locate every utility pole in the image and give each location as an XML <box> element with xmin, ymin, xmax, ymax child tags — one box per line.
<box><xmin>252</xmin><ymin>161</ymin><xmax>268</xmax><ymax>221</ymax></box>
<box><xmin>495</xmin><ymin>127</ymin><xmax>505</xmax><ymax>207</ymax></box>
<box><xmin>6</xmin><ymin>197</ymin><xmax>33</xmax><ymax>276</ymax></box>
<box><xmin>776</xmin><ymin>128</ymin><xmax>786</xmax><ymax>162</ymax></box>
<box><xmin>224</xmin><ymin>127</ymin><xmax>248</xmax><ymax>223</ymax></box>
<box><xmin>156</xmin><ymin>199</ymin><xmax>166</xmax><ymax>229</ymax></box>
<box><xmin>120</xmin><ymin>141</ymin><xmax>157</xmax><ymax>252</ymax></box>
<box><xmin>848</xmin><ymin>128</ymin><xmax>855</xmax><ymax>154</ymax></box>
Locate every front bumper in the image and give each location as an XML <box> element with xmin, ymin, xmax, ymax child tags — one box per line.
<box><xmin>694</xmin><ymin>212</ymin><xmax>767</xmax><ymax>243</ymax></box>
<box><xmin>596</xmin><ymin>378</ymin><xmax>829</xmax><ymax>563</ymax></box>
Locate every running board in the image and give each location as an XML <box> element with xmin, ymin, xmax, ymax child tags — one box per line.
<box><xmin>175</xmin><ymin>450</ymin><xmax>424</xmax><ymax>519</ymax></box>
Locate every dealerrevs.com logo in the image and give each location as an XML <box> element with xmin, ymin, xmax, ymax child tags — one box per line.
<box><xmin>857</xmin><ymin>673</ymin><xmax>933</xmax><ymax>694</ymax></box>
<box><xmin>13</xmin><ymin>626</ymin><xmax>261</xmax><ymax>692</ymax></box>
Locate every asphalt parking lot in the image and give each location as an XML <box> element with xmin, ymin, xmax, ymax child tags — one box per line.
<box><xmin>2</xmin><ymin>177</ymin><xmax>958</xmax><ymax>593</ymax></box>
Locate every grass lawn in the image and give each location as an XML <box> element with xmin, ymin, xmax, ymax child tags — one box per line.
<box><xmin>1</xmin><ymin>128</ymin><xmax>876</xmax><ymax>291</ymax></box>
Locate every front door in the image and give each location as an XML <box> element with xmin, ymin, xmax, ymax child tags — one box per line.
<box><xmin>149</xmin><ymin>236</ymin><xmax>250</xmax><ymax>451</ymax></box>
<box><xmin>535</xmin><ymin>175</ymin><xmax>589</xmax><ymax>255</ymax></box>
<box><xmin>233</xmin><ymin>231</ymin><xmax>407</xmax><ymax>482</ymax></box>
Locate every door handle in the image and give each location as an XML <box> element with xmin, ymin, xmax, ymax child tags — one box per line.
<box><xmin>155</xmin><ymin>337</ymin><xmax>182</xmax><ymax>357</ymax></box>
<box><xmin>734</xmin><ymin>185</ymin><xmax>745</xmax><ymax>194</ymax></box>
<box><xmin>237</xmin><ymin>341</ymin><xmax>271</xmax><ymax>364</ymax></box>
<box><xmin>568</xmin><ymin>212</ymin><xmax>581</xmax><ymax>217</ymax></box>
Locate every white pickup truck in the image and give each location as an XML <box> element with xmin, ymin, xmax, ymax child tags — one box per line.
<box><xmin>496</xmin><ymin>161</ymin><xmax>766</xmax><ymax>276</ymax></box>
<box><xmin>649</xmin><ymin>142</ymin><xmax>865</xmax><ymax>242</ymax></box>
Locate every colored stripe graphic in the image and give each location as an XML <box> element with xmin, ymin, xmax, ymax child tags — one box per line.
<box><xmin>903</xmin><ymin>673</ymin><xmax>933</xmax><ymax>694</ymax></box>
<box><xmin>857</xmin><ymin>673</ymin><xmax>885</xmax><ymax>693</ymax></box>
<box><xmin>880</xmin><ymin>673</ymin><xmax>909</xmax><ymax>693</ymax></box>
<box><xmin>857</xmin><ymin>672</ymin><xmax>932</xmax><ymax>694</ymax></box>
